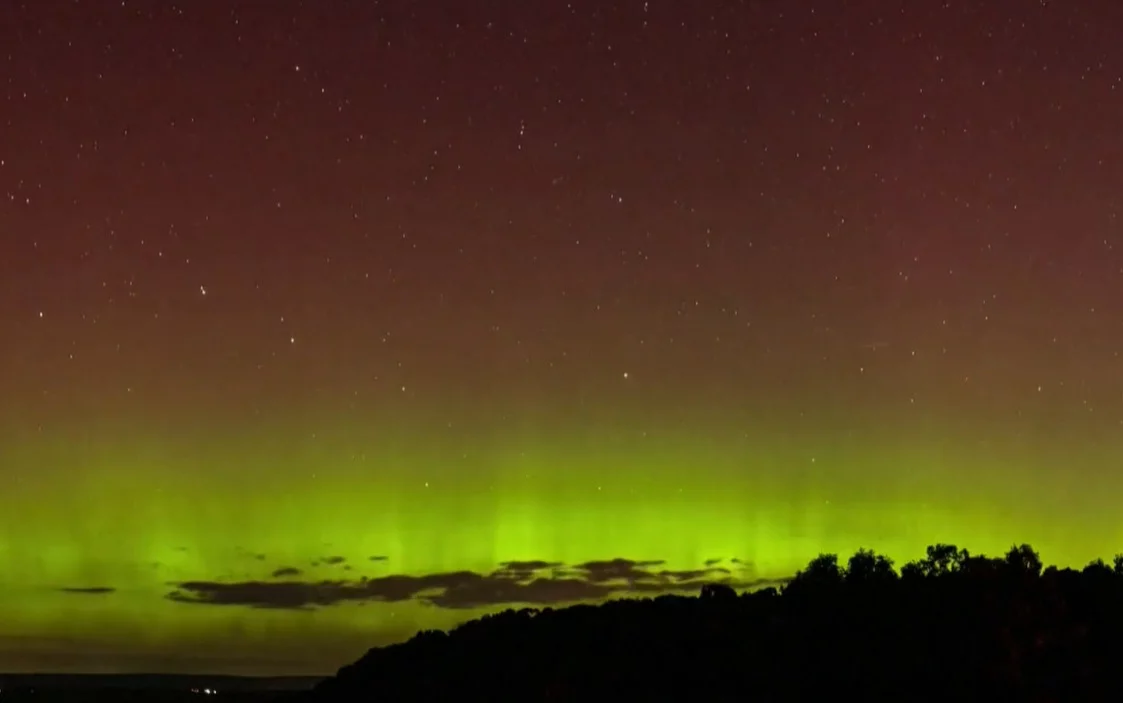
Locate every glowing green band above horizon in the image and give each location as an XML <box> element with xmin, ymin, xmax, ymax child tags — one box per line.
<box><xmin>1</xmin><ymin>425</ymin><xmax>1120</xmax><ymax>674</ymax></box>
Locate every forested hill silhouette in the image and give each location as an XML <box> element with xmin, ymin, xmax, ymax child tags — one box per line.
<box><xmin>305</xmin><ymin>544</ymin><xmax>1123</xmax><ymax>701</ymax></box>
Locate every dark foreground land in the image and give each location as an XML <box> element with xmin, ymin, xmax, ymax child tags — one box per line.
<box><xmin>0</xmin><ymin>675</ymin><xmax>319</xmax><ymax>703</ymax></box>
<box><xmin>306</xmin><ymin>544</ymin><xmax>1123</xmax><ymax>701</ymax></box>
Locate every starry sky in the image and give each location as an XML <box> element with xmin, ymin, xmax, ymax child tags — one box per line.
<box><xmin>3</xmin><ymin>0</ymin><xmax>1123</xmax><ymax>677</ymax></box>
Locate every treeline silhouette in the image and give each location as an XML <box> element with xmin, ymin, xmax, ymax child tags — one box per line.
<box><xmin>307</xmin><ymin>544</ymin><xmax>1123</xmax><ymax>701</ymax></box>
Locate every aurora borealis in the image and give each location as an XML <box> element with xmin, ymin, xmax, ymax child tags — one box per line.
<box><xmin>4</xmin><ymin>0</ymin><xmax>1123</xmax><ymax>676</ymax></box>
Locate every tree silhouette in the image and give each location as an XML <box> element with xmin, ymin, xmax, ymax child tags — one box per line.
<box><xmin>306</xmin><ymin>542</ymin><xmax>1123</xmax><ymax>703</ymax></box>
<box><xmin>700</xmin><ymin>582</ymin><xmax>736</xmax><ymax>601</ymax></box>
<box><xmin>910</xmin><ymin>543</ymin><xmax>970</xmax><ymax>577</ymax></box>
<box><xmin>844</xmin><ymin>548</ymin><xmax>896</xmax><ymax>585</ymax></box>
<box><xmin>1004</xmin><ymin>543</ymin><xmax>1043</xmax><ymax>577</ymax></box>
<box><xmin>1085</xmin><ymin>558</ymin><xmax>1113</xmax><ymax>578</ymax></box>
<box><xmin>900</xmin><ymin>560</ymin><xmax>925</xmax><ymax>580</ymax></box>
<box><xmin>789</xmin><ymin>552</ymin><xmax>844</xmax><ymax>591</ymax></box>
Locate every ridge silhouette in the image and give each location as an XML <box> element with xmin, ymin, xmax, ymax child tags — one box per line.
<box><xmin>305</xmin><ymin>543</ymin><xmax>1123</xmax><ymax>701</ymax></box>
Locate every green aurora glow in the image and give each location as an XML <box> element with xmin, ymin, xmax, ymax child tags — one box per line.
<box><xmin>3</xmin><ymin>423</ymin><xmax>1120</xmax><ymax>674</ymax></box>
<box><xmin>5</xmin><ymin>0</ymin><xmax>1123</xmax><ymax>679</ymax></box>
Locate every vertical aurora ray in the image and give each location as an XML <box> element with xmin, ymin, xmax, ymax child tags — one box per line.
<box><xmin>3</xmin><ymin>0</ymin><xmax>1123</xmax><ymax>678</ymax></box>
<box><xmin>3</xmin><ymin>420</ymin><xmax>1121</xmax><ymax>673</ymax></box>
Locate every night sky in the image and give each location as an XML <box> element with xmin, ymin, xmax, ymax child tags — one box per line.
<box><xmin>3</xmin><ymin>0</ymin><xmax>1123</xmax><ymax>676</ymax></box>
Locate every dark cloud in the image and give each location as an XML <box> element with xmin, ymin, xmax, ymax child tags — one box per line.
<box><xmin>428</xmin><ymin>575</ymin><xmax>614</xmax><ymax>609</ymax></box>
<box><xmin>369</xmin><ymin>555</ymin><xmax>388</xmax><ymax>562</ymax></box>
<box><xmin>59</xmin><ymin>587</ymin><xmax>115</xmax><ymax>595</ymax></box>
<box><xmin>570</xmin><ymin>558</ymin><xmax>666</xmax><ymax>583</ymax></box>
<box><xmin>271</xmin><ymin>567</ymin><xmax>303</xmax><ymax>578</ymax></box>
<box><xmin>321</xmin><ymin>556</ymin><xmax>347</xmax><ymax>566</ymax></box>
<box><xmin>493</xmin><ymin>560</ymin><xmax>564</xmax><ymax>579</ymax></box>
<box><xmin>168</xmin><ymin>571</ymin><xmax>482</xmax><ymax>610</ymax></box>
<box><xmin>660</xmin><ymin>568</ymin><xmax>726</xmax><ymax>581</ymax></box>
<box><xmin>168</xmin><ymin>558</ymin><xmax>789</xmax><ymax>611</ymax></box>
